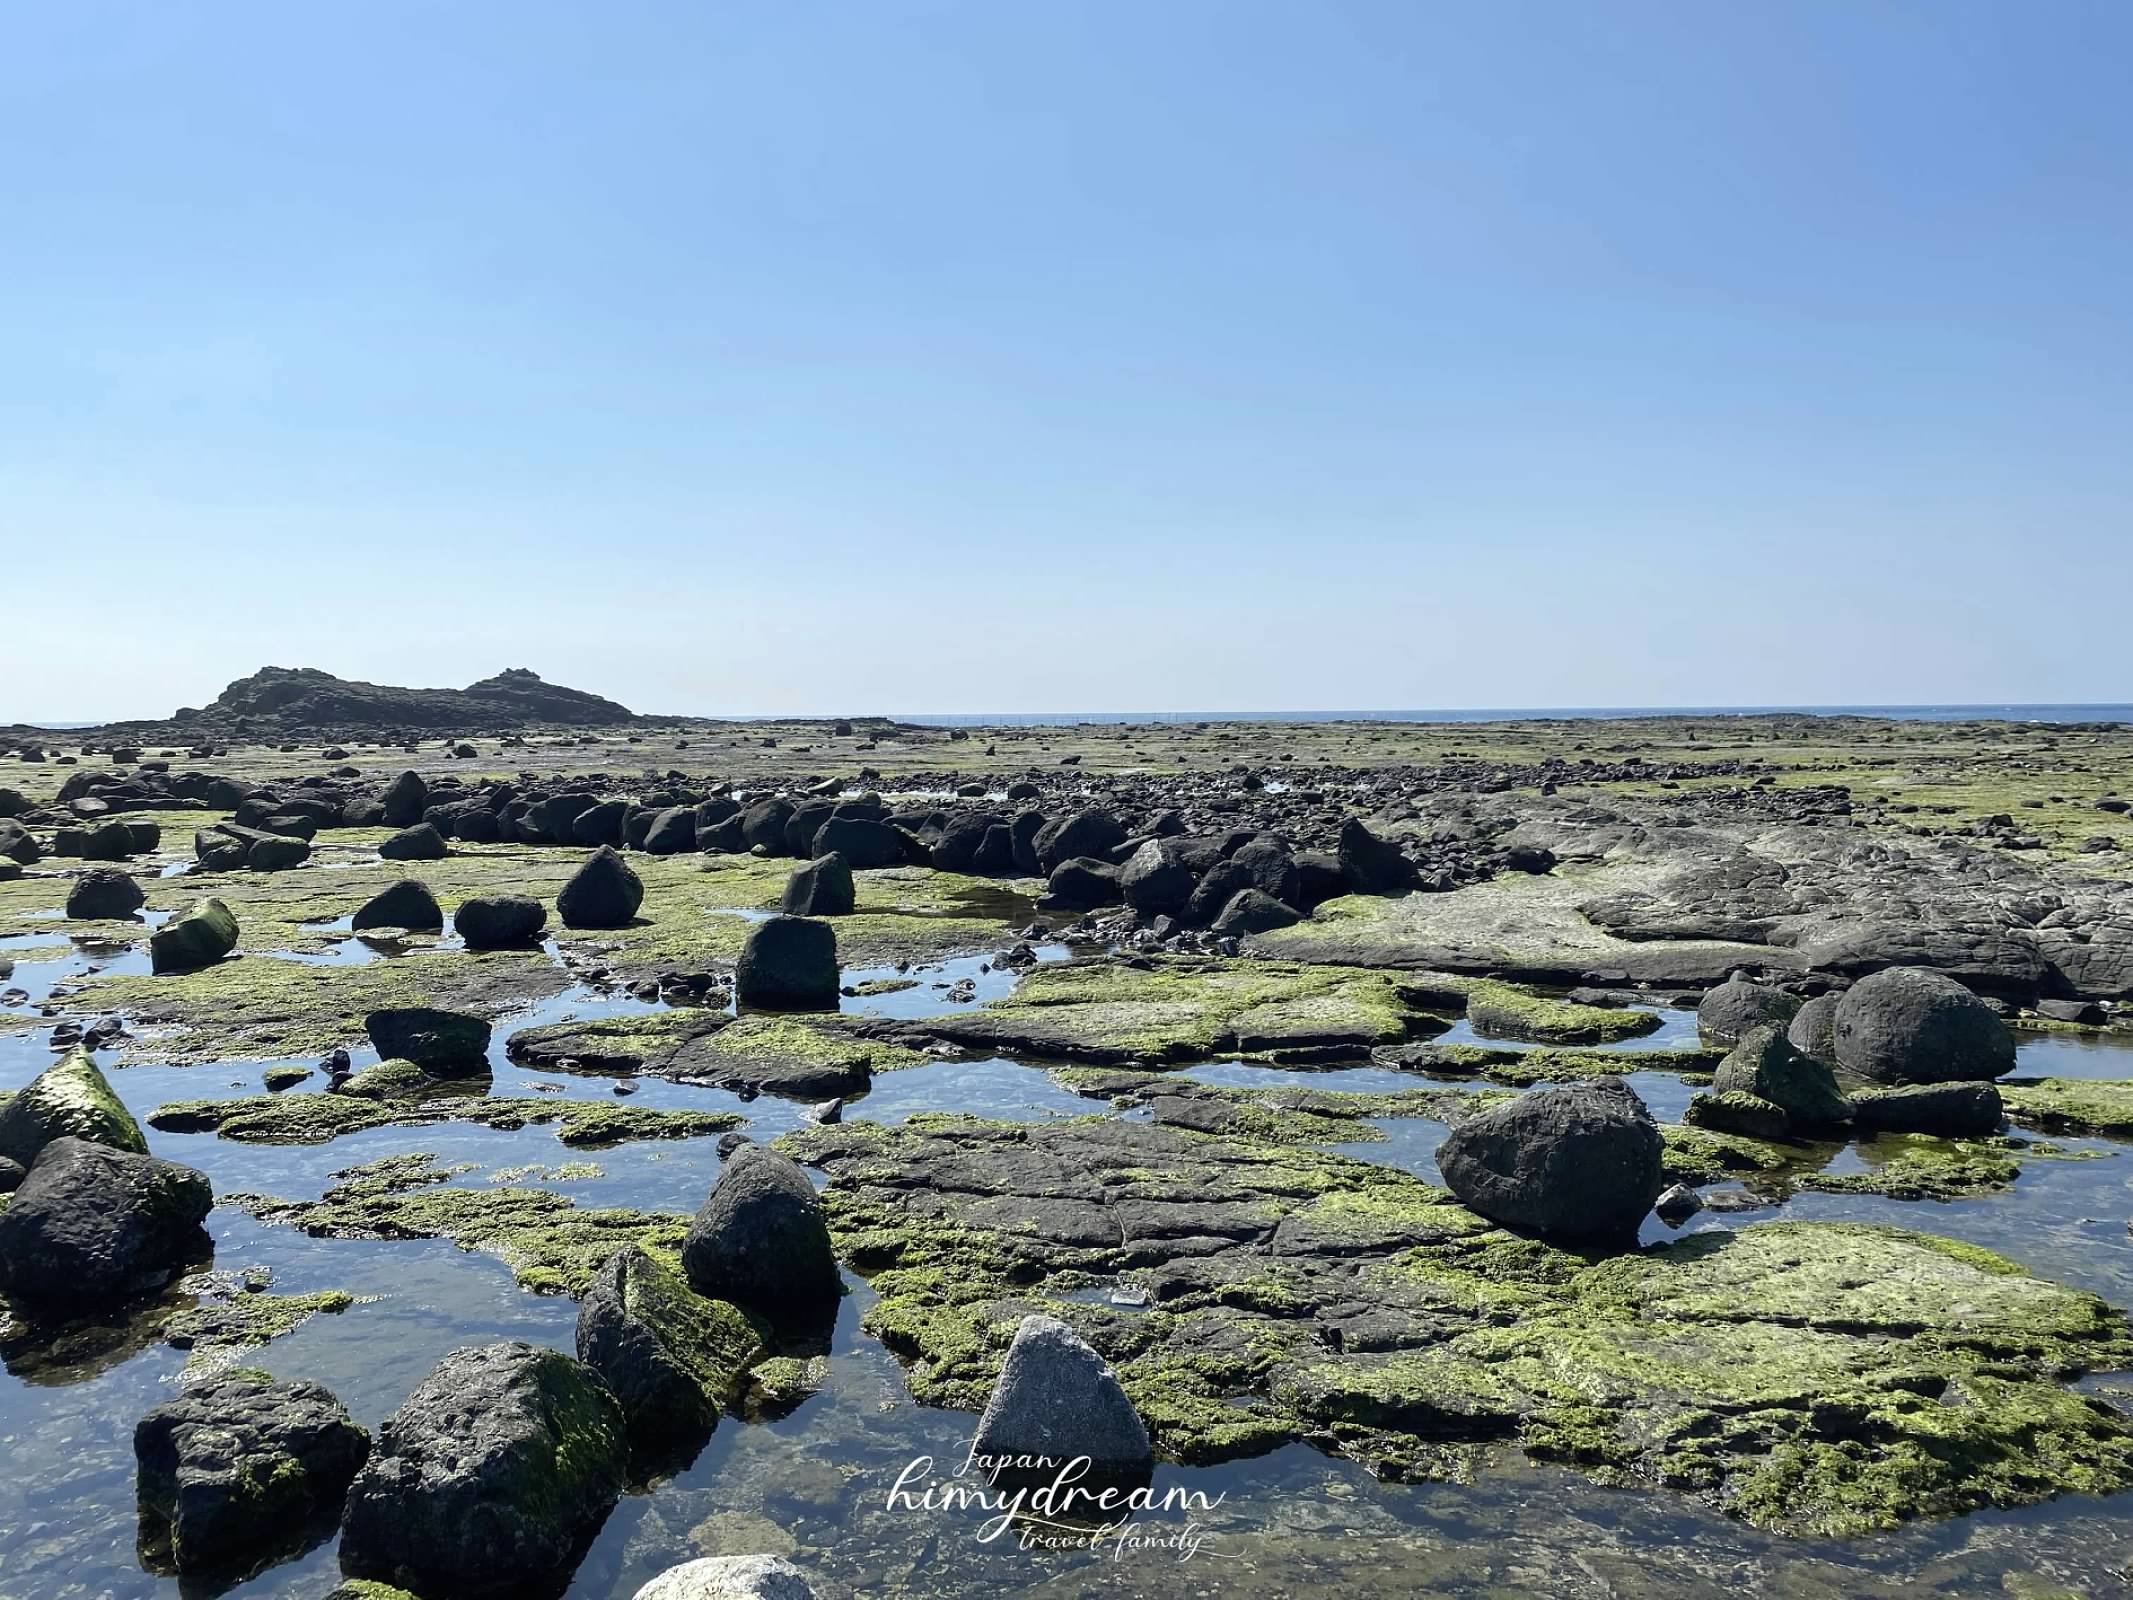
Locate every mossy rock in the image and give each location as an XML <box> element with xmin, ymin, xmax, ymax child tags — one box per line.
<box><xmin>1999</xmin><ymin>1077</ymin><xmax>2133</xmax><ymax>1137</ymax></box>
<box><xmin>1463</xmin><ymin>980</ymin><xmax>1664</xmax><ymax>1045</ymax></box>
<box><xmin>0</xmin><ymin>1047</ymin><xmax>148</xmax><ymax>1167</ymax></box>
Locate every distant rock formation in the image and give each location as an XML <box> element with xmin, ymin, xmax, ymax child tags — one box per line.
<box><xmin>165</xmin><ymin>665</ymin><xmax>635</xmax><ymax>733</ymax></box>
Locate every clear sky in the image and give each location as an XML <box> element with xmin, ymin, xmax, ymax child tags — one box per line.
<box><xmin>3</xmin><ymin>2</ymin><xmax>2128</xmax><ymax>720</ymax></box>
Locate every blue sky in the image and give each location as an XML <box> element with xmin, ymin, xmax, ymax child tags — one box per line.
<box><xmin>3</xmin><ymin>1</ymin><xmax>2128</xmax><ymax>719</ymax></box>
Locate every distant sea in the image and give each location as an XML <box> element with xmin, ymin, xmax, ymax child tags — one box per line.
<box><xmin>894</xmin><ymin>704</ymin><xmax>2133</xmax><ymax>727</ymax></box>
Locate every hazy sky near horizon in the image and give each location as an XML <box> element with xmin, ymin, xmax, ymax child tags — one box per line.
<box><xmin>4</xmin><ymin>2</ymin><xmax>2129</xmax><ymax>720</ymax></box>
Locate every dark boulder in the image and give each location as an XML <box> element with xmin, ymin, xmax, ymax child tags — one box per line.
<box><xmin>352</xmin><ymin>878</ymin><xmax>445</xmax><ymax>933</ymax></box>
<box><xmin>1211</xmin><ymin>888</ymin><xmax>1302</xmax><ymax>936</ymax></box>
<box><xmin>970</xmin><ymin>1313</ymin><xmax>1152</xmax><ymax>1484</ymax></box>
<box><xmin>1695</xmin><ymin>975</ymin><xmax>1802</xmax><ymax>1044</ymax></box>
<box><xmin>0</xmin><ymin>1138</ymin><xmax>213</xmax><ymax>1310</ymax></box>
<box><xmin>569</xmin><ymin>799</ymin><xmax>629</xmax><ymax>848</ymax></box>
<box><xmin>454</xmin><ymin>893</ymin><xmax>547</xmax><ymax>949</ymax></box>
<box><xmin>1337</xmin><ymin>818</ymin><xmax>1418</xmax><ymax>895</ymax></box>
<box><xmin>930</xmin><ymin>811</ymin><xmax>1001</xmax><ymax>874</ymax></box>
<box><xmin>1044</xmin><ymin>857</ymin><xmax>1121</xmax><ymax>909</ymax></box>
<box><xmin>1832</xmin><ymin>967</ymin><xmax>2016</xmax><ymax>1083</ymax></box>
<box><xmin>338</xmin><ymin>1341</ymin><xmax>627</xmax><ymax>1600</ymax></box>
<box><xmin>365</xmin><ymin>1006</ymin><xmax>493</xmax><ymax>1074</ymax></box>
<box><xmin>1786</xmin><ymin>992</ymin><xmax>1841</xmax><ymax>1060</ymax></box>
<box><xmin>380</xmin><ymin>771</ymin><xmax>429</xmax><ymax>828</ymax></box>
<box><xmin>1849</xmin><ymin>1081</ymin><xmax>2004</xmax><ymax>1137</ymax></box>
<box><xmin>642</xmin><ymin>806</ymin><xmax>698</xmax><ymax>856</ymax></box>
<box><xmin>680</xmin><ymin>1145</ymin><xmax>839</xmax><ymax>1326</ymax></box>
<box><xmin>556</xmin><ymin>847</ymin><xmax>644</xmax><ymax>929</ymax></box>
<box><xmin>150</xmin><ymin>897</ymin><xmax>239</xmax><ymax>973</ymax></box>
<box><xmin>1434</xmin><ymin>1077</ymin><xmax>1662</xmax><ymax>1242</ymax></box>
<box><xmin>135</xmin><ymin>1371</ymin><xmax>369</xmax><ymax>1575</ymax></box>
<box><xmin>734</xmin><ymin>916</ymin><xmax>839</xmax><ymax>1009</ymax></box>
<box><xmin>812</xmin><ymin>816</ymin><xmax>904</xmax><ymax>869</ymax></box>
<box><xmin>781</xmin><ymin>853</ymin><xmax>855</xmax><ymax>917</ymax></box>
<box><xmin>575</xmin><ymin>1246</ymin><xmax>762</xmax><ymax>1447</ymax></box>
<box><xmin>191</xmin><ymin>828</ymin><xmax>251</xmax><ymax>872</ymax></box>
<box><xmin>1118</xmin><ymin>838</ymin><xmax>1198</xmax><ymax>916</ymax></box>
<box><xmin>378</xmin><ymin>822</ymin><xmax>448</xmax><ymax>861</ymax></box>
<box><xmin>1033</xmin><ymin>809</ymin><xmax>1125</xmax><ymax>874</ymax></box>
<box><xmin>66</xmin><ymin>866</ymin><xmax>145</xmax><ymax>920</ymax></box>
<box><xmin>740</xmin><ymin>799</ymin><xmax>794</xmax><ymax>853</ymax></box>
<box><xmin>0</xmin><ymin>818</ymin><xmax>39</xmax><ymax>864</ymax></box>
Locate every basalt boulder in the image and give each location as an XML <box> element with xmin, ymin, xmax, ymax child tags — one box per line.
<box><xmin>557</xmin><ymin>847</ymin><xmax>644</xmax><ymax>929</ymax></box>
<box><xmin>1832</xmin><ymin>967</ymin><xmax>2016</xmax><ymax>1084</ymax></box>
<box><xmin>378</xmin><ymin>822</ymin><xmax>448</xmax><ymax>862</ymax></box>
<box><xmin>337</xmin><ymin>1341</ymin><xmax>627</xmax><ymax>1600</ymax></box>
<box><xmin>734</xmin><ymin>916</ymin><xmax>838</xmax><ymax>1010</ymax></box>
<box><xmin>1337</xmin><ymin>818</ymin><xmax>1418</xmax><ymax>895</ymax></box>
<box><xmin>680</xmin><ymin>1145</ymin><xmax>839</xmax><ymax>1327</ymax></box>
<box><xmin>0</xmin><ymin>1046</ymin><xmax>149</xmax><ymax>1167</ymax></box>
<box><xmin>1712</xmin><ymin>1024</ymin><xmax>1852</xmax><ymax>1129</ymax></box>
<box><xmin>1434</xmin><ymin>1077</ymin><xmax>1663</xmax><ymax>1243</ymax></box>
<box><xmin>1695</xmin><ymin>975</ymin><xmax>1803</xmax><ymax>1044</ymax></box>
<box><xmin>66</xmin><ymin>866</ymin><xmax>145</xmax><ymax>920</ymax></box>
<box><xmin>453</xmin><ymin>893</ymin><xmax>547</xmax><ymax>949</ymax></box>
<box><xmin>812</xmin><ymin>816</ymin><xmax>904</xmax><ymax>869</ymax></box>
<box><xmin>1033</xmin><ymin>809</ymin><xmax>1125</xmax><ymax>875</ymax></box>
<box><xmin>781</xmin><ymin>853</ymin><xmax>855</xmax><ymax>917</ymax></box>
<box><xmin>1848</xmin><ymin>1081</ymin><xmax>2005</xmax><ymax>1137</ymax></box>
<box><xmin>575</xmin><ymin>1246</ymin><xmax>763</xmax><ymax>1448</ymax></box>
<box><xmin>0</xmin><ymin>1138</ymin><xmax>213</xmax><ymax>1310</ymax></box>
<box><xmin>365</xmin><ymin>1006</ymin><xmax>493</xmax><ymax>1075</ymax></box>
<box><xmin>135</xmin><ymin>1370</ymin><xmax>370</xmax><ymax>1575</ymax></box>
<box><xmin>969</xmin><ymin>1314</ymin><xmax>1153</xmax><ymax>1484</ymax></box>
<box><xmin>352</xmin><ymin>878</ymin><xmax>445</xmax><ymax>933</ymax></box>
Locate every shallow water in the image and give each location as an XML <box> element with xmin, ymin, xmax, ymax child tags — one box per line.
<box><xmin>6</xmin><ymin>925</ymin><xmax>2133</xmax><ymax>1598</ymax></box>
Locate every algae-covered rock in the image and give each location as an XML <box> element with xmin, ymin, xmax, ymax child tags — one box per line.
<box><xmin>0</xmin><ymin>1046</ymin><xmax>149</xmax><ymax>1167</ymax></box>
<box><xmin>340</xmin><ymin>1341</ymin><xmax>627</xmax><ymax>1599</ymax></box>
<box><xmin>1711</xmin><ymin>1024</ymin><xmax>1851</xmax><ymax>1128</ymax></box>
<box><xmin>576</xmin><ymin>1245</ymin><xmax>763</xmax><ymax>1446</ymax></box>
<box><xmin>1464</xmin><ymin>980</ymin><xmax>1662</xmax><ymax>1045</ymax></box>
<box><xmin>150</xmin><ymin>896</ymin><xmax>239</xmax><ymax>974</ymax></box>
<box><xmin>1998</xmin><ymin>1077</ymin><xmax>2133</xmax><ymax>1136</ymax></box>
<box><xmin>135</xmin><ymin>1368</ymin><xmax>369</xmax><ymax>1574</ymax></box>
<box><xmin>1850</xmin><ymin>1081</ymin><xmax>2004</xmax><ymax>1137</ymax></box>
<box><xmin>1682</xmin><ymin>1088</ymin><xmax>1793</xmax><ymax>1142</ymax></box>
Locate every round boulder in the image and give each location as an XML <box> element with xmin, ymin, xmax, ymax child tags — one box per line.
<box><xmin>66</xmin><ymin>866</ymin><xmax>145</xmax><ymax>920</ymax></box>
<box><xmin>1832</xmin><ymin>967</ymin><xmax>2015</xmax><ymax>1083</ymax></box>
<box><xmin>0</xmin><ymin>1137</ymin><xmax>213</xmax><ymax>1310</ymax></box>
<box><xmin>453</xmin><ymin>893</ymin><xmax>547</xmax><ymax>949</ymax></box>
<box><xmin>557</xmin><ymin>846</ymin><xmax>645</xmax><ymax>929</ymax></box>
<box><xmin>680</xmin><ymin>1144</ymin><xmax>839</xmax><ymax>1326</ymax></box>
<box><xmin>352</xmin><ymin>878</ymin><xmax>445</xmax><ymax>933</ymax></box>
<box><xmin>1695</xmin><ymin>975</ymin><xmax>1802</xmax><ymax>1044</ymax></box>
<box><xmin>378</xmin><ymin>822</ymin><xmax>448</xmax><ymax>861</ymax></box>
<box><xmin>1434</xmin><ymin>1076</ymin><xmax>1663</xmax><ymax>1242</ymax></box>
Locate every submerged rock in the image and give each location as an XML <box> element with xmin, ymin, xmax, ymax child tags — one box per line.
<box><xmin>0</xmin><ymin>1045</ymin><xmax>148</xmax><ymax>1167</ymax></box>
<box><xmin>1833</xmin><ymin>967</ymin><xmax>2016</xmax><ymax>1083</ymax></box>
<box><xmin>352</xmin><ymin>878</ymin><xmax>445</xmax><ymax>933</ymax></box>
<box><xmin>364</xmin><ymin>1006</ymin><xmax>493</xmax><ymax>1075</ymax></box>
<box><xmin>0</xmin><ymin>1137</ymin><xmax>213</xmax><ymax>1310</ymax></box>
<box><xmin>557</xmin><ymin>846</ymin><xmax>644</xmax><ymax>929</ymax></box>
<box><xmin>338</xmin><ymin>1341</ymin><xmax>627</xmax><ymax>1600</ymax></box>
<box><xmin>1434</xmin><ymin>1077</ymin><xmax>1663</xmax><ymax>1242</ymax></box>
<box><xmin>970</xmin><ymin>1313</ymin><xmax>1153</xmax><ymax>1483</ymax></box>
<box><xmin>633</xmin><ymin>1555</ymin><xmax>817</xmax><ymax>1600</ymax></box>
<box><xmin>150</xmin><ymin>896</ymin><xmax>239</xmax><ymax>974</ymax></box>
<box><xmin>680</xmin><ymin>1145</ymin><xmax>838</xmax><ymax>1326</ymax></box>
<box><xmin>135</xmin><ymin>1370</ymin><xmax>369</xmax><ymax>1575</ymax></box>
<box><xmin>575</xmin><ymin>1245</ymin><xmax>763</xmax><ymax>1447</ymax></box>
<box><xmin>734</xmin><ymin>916</ymin><xmax>839</xmax><ymax>1010</ymax></box>
<box><xmin>780</xmin><ymin>852</ymin><xmax>854</xmax><ymax>917</ymax></box>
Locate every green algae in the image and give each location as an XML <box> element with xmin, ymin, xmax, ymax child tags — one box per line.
<box><xmin>164</xmin><ymin>1289</ymin><xmax>356</xmax><ymax>1363</ymax></box>
<box><xmin>776</xmin><ymin>1114</ymin><xmax>2133</xmax><ymax>1531</ymax></box>
<box><xmin>2000</xmin><ymin>1077</ymin><xmax>2133</xmax><ymax>1137</ymax></box>
<box><xmin>0</xmin><ymin>1046</ymin><xmax>148</xmax><ymax>1166</ymax></box>
<box><xmin>1381</xmin><ymin>1040</ymin><xmax>1723</xmax><ymax>1087</ymax></box>
<box><xmin>1051</xmin><ymin>1066</ymin><xmax>1506</xmax><ymax>1145</ymax></box>
<box><xmin>914</xmin><ymin>955</ymin><xmax>1421</xmax><ymax>1063</ymax></box>
<box><xmin>228</xmin><ymin>1155</ymin><xmax>688</xmax><ymax>1295</ymax></box>
<box><xmin>1461</xmin><ymin>979</ymin><xmax>1663</xmax><ymax>1045</ymax></box>
<box><xmin>148</xmin><ymin>1088</ymin><xmax>743</xmax><ymax>1148</ymax></box>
